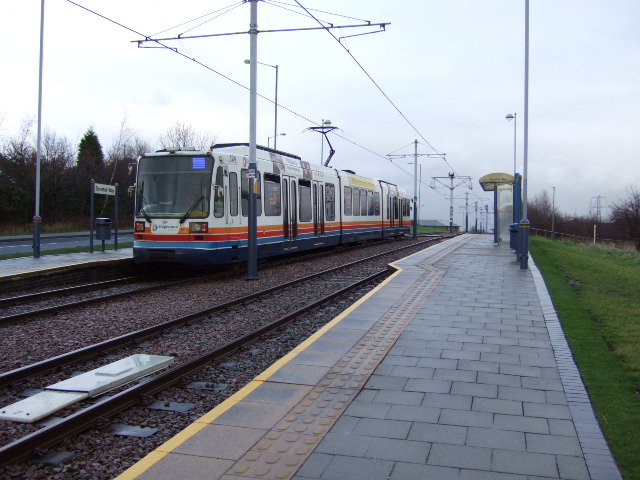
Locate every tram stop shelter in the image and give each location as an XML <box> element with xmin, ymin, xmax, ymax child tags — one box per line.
<box><xmin>479</xmin><ymin>172</ymin><xmax>514</xmax><ymax>245</ymax></box>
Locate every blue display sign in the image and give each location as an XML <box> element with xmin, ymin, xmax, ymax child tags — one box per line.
<box><xmin>192</xmin><ymin>157</ymin><xmax>206</xmax><ymax>169</ymax></box>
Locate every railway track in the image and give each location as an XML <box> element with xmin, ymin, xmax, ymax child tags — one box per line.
<box><xmin>0</xmin><ymin>237</ymin><xmax>431</xmax><ymax>326</ymax></box>
<box><xmin>0</xmin><ymin>235</ymin><xmax>448</xmax><ymax>474</ymax></box>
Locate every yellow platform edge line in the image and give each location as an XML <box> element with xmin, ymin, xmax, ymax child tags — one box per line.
<box><xmin>114</xmin><ymin>261</ymin><xmax>409</xmax><ymax>480</ymax></box>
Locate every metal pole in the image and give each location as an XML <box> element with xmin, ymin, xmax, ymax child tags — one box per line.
<box><xmin>418</xmin><ymin>164</ymin><xmax>422</xmax><ymax>228</ymax></box>
<box><xmin>551</xmin><ymin>186</ymin><xmax>556</xmax><ymax>240</ymax></box>
<box><xmin>493</xmin><ymin>187</ymin><xmax>498</xmax><ymax>245</ymax></box>
<box><xmin>449</xmin><ymin>172</ymin><xmax>454</xmax><ymax>233</ymax></box>
<box><xmin>519</xmin><ymin>0</ymin><xmax>530</xmax><ymax>269</ymax></box>
<box><xmin>33</xmin><ymin>0</ymin><xmax>45</xmax><ymax>258</ymax></box>
<box><xmin>273</xmin><ymin>65</ymin><xmax>278</xmax><ymax>149</ymax></box>
<box><xmin>90</xmin><ymin>180</ymin><xmax>95</xmax><ymax>254</ymax></box>
<box><xmin>413</xmin><ymin>139</ymin><xmax>418</xmax><ymax>239</ymax></box>
<box><xmin>320</xmin><ymin>119</ymin><xmax>324</xmax><ymax>164</ymax></box>
<box><xmin>512</xmin><ymin>114</ymin><xmax>518</xmax><ymax>224</ymax></box>
<box><xmin>513</xmin><ymin>113</ymin><xmax>517</xmax><ymax>178</ymax></box>
<box><xmin>246</xmin><ymin>0</ymin><xmax>259</xmax><ymax>280</ymax></box>
<box><xmin>115</xmin><ymin>183</ymin><xmax>119</xmax><ymax>250</ymax></box>
<box><xmin>465</xmin><ymin>191</ymin><xmax>469</xmax><ymax>233</ymax></box>
<box><xmin>474</xmin><ymin>201</ymin><xmax>478</xmax><ymax>233</ymax></box>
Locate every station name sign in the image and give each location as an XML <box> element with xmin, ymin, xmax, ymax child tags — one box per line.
<box><xmin>94</xmin><ymin>183</ymin><xmax>116</xmax><ymax>196</ymax></box>
<box><xmin>479</xmin><ymin>172</ymin><xmax>514</xmax><ymax>192</ymax></box>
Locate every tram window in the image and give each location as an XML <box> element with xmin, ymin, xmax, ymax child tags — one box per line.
<box><xmin>361</xmin><ymin>191</ymin><xmax>370</xmax><ymax>216</ymax></box>
<box><xmin>374</xmin><ymin>192</ymin><xmax>380</xmax><ymax>216</ymax></box>
<box><xmin>264</xmin><ymin>174</ymin><xmax>281</xmax><ymax>216</ymax></box>
<box><xmin>256</xmin><ymin>172</ymin><xmax>262</xmax><ymax>216</ymax></box>
<box><xmin>352</xmin><ymin>188</ymin><xmax>360</xmax><ymax>216</ymax></box>
<box><xmin>214</xmin><ymin>167</ymin><xmax>224</xmax><ymax>218</ymax></box>
<box><xmin>229</xmin><ymin>172</ymin><xmax>238</xmax><ymax>216</ymax></box>
<box><xmin>343</xmin><ymin>186</ymin><xmax>352</xmax><ymax>216</ymax></box>
<box><xmin>299</xmin><ymin>180</ymin><xmax>312</xmax><ymax>221</ymax></box>
<box><xmin>240</xmin><ymin>169</ymin><xmax>262</xmax><ymax>217</ymax></box>
<box><xmin>325</xmin><ymin>183</ymin><xmax>335</xmax><ymax>221</ymax></box>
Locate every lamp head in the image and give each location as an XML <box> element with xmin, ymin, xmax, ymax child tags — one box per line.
<box><xmin>244</xmin><ymin>59</ymin><xmax>250</xmax><ymax>64</ymax></box>
<box><xmin>505</xmin><ymin>113</ymin><xmax>515</xmax><ymax>121</ymax></box>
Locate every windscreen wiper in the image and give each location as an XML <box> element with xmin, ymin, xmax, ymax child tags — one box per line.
<box><xmin>139</xmin><ymin>204</ymin><xmax>152</xmax><ymax>224</ymax></box>
<box><xmin>180</xmin><ymin>195</ymin><xmax>205</xmax><ymax>224</ymax></box>
<box><xmin>138</xmin><ymin>182</ymin><xmax>152</xmax><ymax>223</ymax></box>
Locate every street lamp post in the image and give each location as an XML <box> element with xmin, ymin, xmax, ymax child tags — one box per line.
<box><xmin>519</xmin><ymin>0</ymin><xmax>530</xmax><ymax>269</ymax></box>
<box><xmin>506</xmin><ymin>113</ymin><xmax>517</xmax><ymax>176</ymax></box>
<box><xmin>268</xmin><ymin>133</ymin><xmax>286</xmax><ymax>149</ymax></box>
<box><xmin>506</xmin><ymin>113</ymin><xmax>520</xmax><ymax>231</ymax></box>
<box><xmin>33</xmin><ymin>0</ymin><xmax>45</xmax><ymax>258</ymax></box>
<box><xmin>245</xmin><ymin>59</ymin><xmax>279</xmax><ymax>149</ymax></box>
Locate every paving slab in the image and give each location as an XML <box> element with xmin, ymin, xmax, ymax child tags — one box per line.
<box><xmin>115</xmin><ymin>235</ymin><xmax>622</xmax><ymax>480</ymax></box>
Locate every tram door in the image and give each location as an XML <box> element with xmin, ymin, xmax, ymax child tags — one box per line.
<box><xmin>282</xmin><ymin>176</ymin><xmax>298</xmax><ymax>248</ymax></box>
<box><xmin>388</xmin><ymin>195</ymin><xmax>396</xmax><ymax>229</ymax></box>
<box><xmin>214</xmin><ymin>165</ymin><xmax>231</xmax><ymax>238</ymax></box>
<box><xmin>313</xmin><ymin>181</ymin><xmax>325</xmax><ymax>237</ymax></box>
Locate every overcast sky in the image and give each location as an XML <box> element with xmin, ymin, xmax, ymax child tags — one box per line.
<box><xmin>1</xmin><ymin>0</ymin><xmax>639</xmax><ymax>225</ymax></box>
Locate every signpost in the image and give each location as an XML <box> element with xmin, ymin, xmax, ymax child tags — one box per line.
<box><xmin>90</xmin><ymin>180</ymin><xmax>119</xmax><ymax>253</ymax></box>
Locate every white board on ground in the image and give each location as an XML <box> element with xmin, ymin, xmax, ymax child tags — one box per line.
<box><xmin>46</xmin><ymin>354</ymin><xmax>175</xmax><ymax>396</ymax></box>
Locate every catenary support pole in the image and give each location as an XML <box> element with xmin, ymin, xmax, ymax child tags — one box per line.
<box><xmin>413</xmin><ymin>140</ymin><xmax>418</xmax><ymax>239</ymax></box>
<box><xmin>246</xmin><ymin>0</ymin><xmax>259</xmax><ymax>280</ymax></box>
<box><xmin>449</xmin><ymin>173</ymin><xmax>454</xmax><ymax>233</ymax></box>
<box><xmin>273</xmin><ymin>65</ymin><xmax>279</xmax><ymax>149</ymax></box>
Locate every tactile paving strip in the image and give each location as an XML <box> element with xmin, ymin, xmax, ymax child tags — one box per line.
<box><xmin>223</xmin><ymin>264</ymin><xmax>447</xmax><ymax>479</ymax></box>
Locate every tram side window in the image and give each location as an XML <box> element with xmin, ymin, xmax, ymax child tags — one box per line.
<box><xmin>299</xmin><ymin>180</ymin><xmax>312</xmax><ymax>221</ymax></box>
<box><xmin>214</xmin><ymin>167</ymin><xmax>224</xmax><ymax>218</ymax></box>
<box><xmin>362</xmin><ymin>191</ymin><xmax>370</xmax><ymax>216</ymax></box>
<box><xmin>264</xmin><ymin>174</ymin><xmax>281</xmax><ymax>216</ymax></box>
<box><xmin>229</xmin><ymin>172</ymin><xmax>238</xmax><ymax>216</ymax></box>
<box><xmin>352</xmin><ymin>188</ymin><xmax>360</xmax><ymax>216</ymax></box>
<box><xmin>241</xmin><ymin>169</ymin><xmax>262</xmax><ymax>217</ymax></box>
<box><xmin>374</xmin><ymin>192</ymin><xmax>380</xmax><ymax>216</ymax></box>
<box><xmin>325</xmin><ymin>183</ymin><xmax>336</xmax><ymax>221</ymax></box>
<box><xmin>343</xmin><ymin>186</ymin><xmax>352</xmax><ymax>216</ymax></box>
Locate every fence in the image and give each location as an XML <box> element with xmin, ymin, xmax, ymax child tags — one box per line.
<box><xmin>530</xmin><ymin>228</ymin><xmax>632</xmax><ymax>250</ymax></box>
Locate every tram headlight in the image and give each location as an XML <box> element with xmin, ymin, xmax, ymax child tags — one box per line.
<box><xmin>134</xmin><ymin>221</ymin><xmax>146</xmax><ymax>232</ymax></box>
<box><xmin>189</xmin><ymin>222</ymin><xmax>208</xmax><ymax>233</ymax></box>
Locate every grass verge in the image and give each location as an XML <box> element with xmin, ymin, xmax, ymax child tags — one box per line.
<box><xmin>530</xmin><ymin>236</ymin><xmax>640</xmax><ymax>479</ymax></box>
<box><xmin>0</xmin><ymin>243</ymin><xmax>133</xmax><ymax>262</ymax></box>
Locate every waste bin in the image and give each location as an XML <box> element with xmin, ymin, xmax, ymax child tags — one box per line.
<box><xmin>509</xmin><ymin>223</ymin><xmax>519</xmax><ymax>250</ymax></box>
<box><xmin>96</xmin><ymin>218</ymin><xmax>112</xmax><ymax>240</ymax></box>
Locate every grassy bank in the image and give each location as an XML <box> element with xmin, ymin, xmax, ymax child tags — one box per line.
<box><xmin>530</xmin><ymin>236</ymin><xmax>640</xmax><ymax>479</ymax></box>
<box><xmin>0</xmin><ymin>243</ymin><xmax>133</xmax><ymax>261</ymax></box>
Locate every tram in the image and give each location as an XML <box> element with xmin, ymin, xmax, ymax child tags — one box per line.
<box><xmin>132</xmin><ymin>143</ymin><xmax>412</xmax><ymax>265</ymax></box>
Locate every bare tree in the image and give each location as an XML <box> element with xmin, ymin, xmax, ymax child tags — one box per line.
<box><xmin>0</xmin><ymin>119</ymin><xmax>36</xmax><ymax>223</ymax></box>
<box><xmin>41</xmin><ymin>127</ymin><xmax>75</xmax><ymax>222</ymax></box>
<box><xmin>158</xmin><ymin>121</ymin><xmax>217</xmax><ymax>151</ymax></box>
<box><xmin>104</xmin><ymin>114</ymin><xmax>153</xmax><ymax>217</ymax></box>
<box><xmin>529</xmin><ymin>190</ymin><xmax>556</xmax><ymax>231</ymax></box>
<box><xmin>610</xmin><ymin>185</ymin><xmax>640</xmax><ymax>250</ymax></box>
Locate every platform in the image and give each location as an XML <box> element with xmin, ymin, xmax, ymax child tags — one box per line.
<box><xmin>0</xmin><ymin>248</ymin><xmax>133</xmax><ymax>282</ymax></box>
<box><xmin>107</xmin><ymin>234</ymin><xmax>619</xmax><ymax>479</ymax></box>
